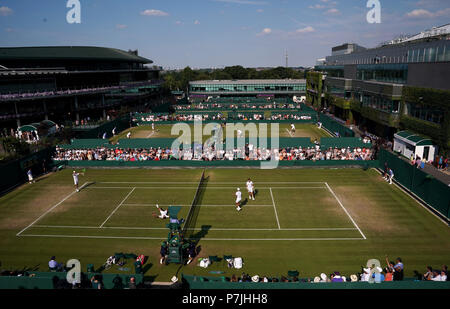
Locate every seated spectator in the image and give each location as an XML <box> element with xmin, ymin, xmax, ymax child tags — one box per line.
<box><xmin>91</xmin><ymin>275</ymin><xmax>103</xmax><ymax>289</ymax></box>
<box><xmin>48</xmin><ymin>256</ymin><xmax>63</xmax><ymax>271</ymax></box>
<box><xmin>128</xmin><ymin>277</ymin><xmax>137</xmax><ymax>289</ymax></box>
<box><xmin>331</xmin><ymin>271</ymin><xmax>344</xmax><ymax>282</ymax></box>
<box><xmin>423</xmin><ymin>266</ymin><xmax>433</xmax><ymax>280</ymax></box>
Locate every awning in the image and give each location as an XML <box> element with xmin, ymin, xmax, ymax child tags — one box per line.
<box><xmin>394</xmin><ymin>131</ymin><xmax>434</xmax><ymax>146</ymax></box>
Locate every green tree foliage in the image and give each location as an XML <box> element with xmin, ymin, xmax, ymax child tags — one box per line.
<box><xmin>161</xmin><ymin>66</ymin><xmax>306</xmax><ymax>91</ymax></box>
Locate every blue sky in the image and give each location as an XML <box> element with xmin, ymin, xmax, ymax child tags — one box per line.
<box><xmin>0</xmin><ymin>0</ymin><xmax>449</xmax><ymax>68</ymax></box>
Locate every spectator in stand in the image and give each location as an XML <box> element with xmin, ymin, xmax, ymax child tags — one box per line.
<box><xmin>91</xmin><ymin>275</ymin><xmax>103</xmax><ymax>289</ymax></box>
<box><xmin>442</xmin><ymin>265</ymin><xmax>448</xmax><ymax>280</ymax></box>
<box><xmin>423</xmin><ymin>266</ymin><xmax>433</xmax><ymax>280</ymax></box>
<box><xmin>128</xmin><ymin>277</ymin><xmax>137</xmax><ymax>289</ymax></box>
<box><xmin>48</xmin><ymin>256</ymin><xmax>63</xmax><ymax>271</ymax></box>
<box><xmin>384</xmin><ymin>266</ymin><xmax>394</xmax><ymax>281</ymax></box>
<box><xmin>431</xmin><ymin>270</ymin><xmax>447</xmax><ymax>281</ymax></box>
<box><xmin>393</xmin><ymin>257</ymin><xmax>404</xmax><ymax>281</ymax></box>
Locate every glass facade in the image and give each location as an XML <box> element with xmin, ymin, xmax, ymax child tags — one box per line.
<box><xmin>406</xmin><ymin>102</ymin><xmax>444</xmax><ymax>124</ymax></box>
<box><xmin>362</xmin><ymin>94</ymin><xmax>400</xmax><ymax>114</ymax></box>
<box><xmin>356</xmin><ymin>64</ymin><xmax>408</xmax><ymax>84</ymax></box>
<box><xmin>190</xmin><ymin>82</ymin><xmax>306</xmax><ymax>93</ymax></box>
<box><xmin>315</xmin><ymin>65</ymin><xmax>344</xmax><ymax>77</ymax></box>
<box><xmin>407</xmin><ymin>45</ymin><xmax>450</xmax><ymax>63</ymax></box>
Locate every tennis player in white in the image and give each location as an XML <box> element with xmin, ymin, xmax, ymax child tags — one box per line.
<box><xmin>27</xmin><ymin>169</ymin><xmax>35</xmax><ymax>184</ymax></box>
<box><xmin>155</xmin><ymin>204</ymin><xmax>169</xmax><ymax>219</ymax></box>
<box><xmin>235</xmin><ymin>188</ymin><xmax>242</xmax><ymax>211</ymax></box>
<box><xmin>73</xmin><ymin>171</ymin><xmax>80</xmax><ymax>192</ymax></box>
<box><xmin>246</xmin><ymin>178</ymin><xmax>255</xmax><ymax>201</ymax></box>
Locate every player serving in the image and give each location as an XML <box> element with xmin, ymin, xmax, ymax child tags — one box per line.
<box><xmin>246</xmin><ymin>178</ymin><xmax>255</xmax><ymax>201</ymax></box>
<box><xmin>235</xmin><ymin>188</ymin><xmax>242</xmax><ymax>211</ymax></box>
<box><xmin>72</xmin><ymin>169</ymin><xmax>85</xmax><ymax>192</ymax></box>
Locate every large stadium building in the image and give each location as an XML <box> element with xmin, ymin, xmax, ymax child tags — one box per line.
<box><xmin>307</xmin><ymin>24</ymin><xmax>450</xmax><ymax>153</ymax></box>
<box><xmin>189</xmin><ymin>79</ymin><xmax>306</xmax><ymax>97</ymax></box>
<box><xmin>0</xmin><ymin>46</ymin><xmax>164</xmax><ymax>131</ymax></box>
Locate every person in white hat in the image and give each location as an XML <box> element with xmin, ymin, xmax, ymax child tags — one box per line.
<box><xmin>235</xmin><ymin>188</ymin><xmax>242</xmax><ymax>211</ymax></box>
<box><xmin>251</xmin><ymin>275</ymin><xmax>260</xmax><ymax>283</ymax></box>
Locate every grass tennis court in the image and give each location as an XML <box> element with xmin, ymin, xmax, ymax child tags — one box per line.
<box><xmin>1</xmin><ymin>168</ymin><xmax>449</xmax><ymax>281</ymax></box>
<box><xmin>110</xmin><ymin>123</ymin><xmax>330</xmax><ymax>143</ymax></box>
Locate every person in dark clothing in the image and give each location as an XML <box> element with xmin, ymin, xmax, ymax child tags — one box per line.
<box><xmin>160</xmin><ymin>242</ymin><xmax>168</xmax><ymax>265</ymax></box>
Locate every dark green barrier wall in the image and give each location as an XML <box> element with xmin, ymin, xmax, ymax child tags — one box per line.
<box><xmin>0</xmin><ymin>272</ymin><xmax>144</xmax><ymax>289</ymax></box>
<box><xmin>80</xmin><ymin>116</ymin><xmax>131</xmax><ymax>139</ymax></box>
<box><xmin>0</xmin><ymin>147</ymin><xmax>55</xmax><ymax>195</ymax></box>
<box><xmin>378</xmin><ymin>149</ymin><xmax>450</xmax><ymax>221</ymax></box>
<box><xmin>182</xmin><ymin>275</ymin><xmax>450</xmax><ymax>290</ymax></box>
<box><xmin>59</xmin><ymin>159</ymin><xmax>378</xmax><ymax>169</ymax></box>
<box><xmin>319</xmin><ymin>114</ymin><xmax>354</xmax><ymax>137</ymax></box>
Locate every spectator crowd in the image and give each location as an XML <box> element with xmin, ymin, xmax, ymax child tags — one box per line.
<box><xmin>53</xmin><ymin>145</ymin><xmax>374</xmax><ymax>162</ymax></box>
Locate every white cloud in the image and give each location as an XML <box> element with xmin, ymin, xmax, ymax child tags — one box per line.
<box><xmin>175</xmin><ymin>21</ymin><xmax>183</xmax><ymax>25</ymax></box>
<box><xmin>309</xmin><ymin>4</ymin><xmax>325</xmax><ymax>9</ymax></box>
<box><xmin>140</xmin><ymin>9</ymin><xmax>169</xmax><ymax>17</ymax></box>
<box><xmin>194</xmin><ymin>20</ymin><xmax>200</xmax><ymax>25</ymax></box>
<box><xmin>406</xmin><ymin>8</ymin><xmax>450</xmax><ymax>18</ymax></box>
<box><xmin>116</xmin><ymin>24</ymin><xmax>128</xmax><ymax>29</ymax></box>
<box><xmin>325</xmin><ymin>8</ymin><xmax>340</xmax><ymax>15</ymax></box>
<box><xmin>296</xmin><ymin>26</ymin><xmax>315</xmax><ymax>34</ymax></box>
<box><xmin>257</xmin><ymin>28</ymin><xmax>272</xmax><ymax>36</ymax></box>
<box><xmin>0</xmin><ymin>6</ymin><xmax>13</xmax><ymax>16</ymax></box>
<box><xmin>256</xmin><ymin>9</ymin><xmax>264</xmax><ymax>13</ymax></box>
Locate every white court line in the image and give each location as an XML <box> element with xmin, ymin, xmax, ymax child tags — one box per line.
<box><xmin>146</xmin><ymin>130</ymin><xmax>156</xmax><ymax>138</ymax></box>
<box><xmin>123</xmin><ymin>203</ymin><xmax>274</xmax><ymax>207</ymax></box>
<box><xmin>99</xmin><ymin>187</ymin><xmax>136</xmax><ymax>228</ymax></box>
<box><xmin>373</xmin><ymin>168</ymin><xmax>449</xmax><ymax>226</ymax></box>
<box><xmin>17</xmin><ymin>234</ymin><xmax>365</xmax><ymax>241</ymax></box>
<box><xmin>325</xmin><ymin>182</ymin><xmax>367</xmax><ymax>240</ymax></box>
<box><xmin>269</xmin><ymin>188</ymin><xmax>281</xmax><ymax>230</ymax></box>
<box><xmin>16</xmin><ymin>182</ymin><xmax>88</xmax><ymax>236</ymax></box>
<box><xmin>285</xmin><ymin>128</ymin><xmax>294</xmax><ymax>137</ymax></box>
<box><xmin>87</xmin><ymin>186</ymin><xmax>327</xmax><ymax>190</ymax></box>
<box><xmin>97</xmin><ymin>182</ymin><xmax>327</xmax><ymax>184</ymax></box>
<box><xmin>32</xmin><ymin>225</ymin><xmax>357</xmax><ymax>231</ymax></box>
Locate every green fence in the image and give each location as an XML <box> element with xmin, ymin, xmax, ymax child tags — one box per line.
<box><xmin>79</xmin><ymin>115</ymin><xmax>131</xmax><ymax>139</ymax></box>
<box><xmin>320</xmin><ymin>137</ymin><xmax>372</xmax><ymax>150</ymax></box>
<box><xmin>182</xmin><ymin>274</ymin><xmax>450</xmax><ymax>289</ymax></box>
<box><xmin>377</xmin><ymin>149</ymin><xmax>450</xmax><ymax>221</ymax></box>
<box><xmin>319</xmin><ymin>114</ymin><xmax>354</xmax><ymax>137</ymax></box>
<box><xmin>59</xmin><ymin>159</ymin><xmax>378</xmax><ymax>169</ymax></box>
<box><xmin>0</xmin><ymin>147</ymin><xmax>55</xmax><ymax>195</ymax></box>
<box><xmin>59</xmin><ymin>137</ymin><xmax>316</xmax><ymax>150</ymax></box>
<box><xmin>0</xmin><ymin>272</ymin><xmax>144</xmax><ymax>289</ymax></box>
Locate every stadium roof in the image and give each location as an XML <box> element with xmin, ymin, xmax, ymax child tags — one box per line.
<box><xmin>190</xmin><ymin>79</ymin><xmax>306</xmax><ymax>85</ymax></box>
<box><xmin>0</xmin><ymin>46</ymin><xmax>152</xmax><ymax>64</ymax></box>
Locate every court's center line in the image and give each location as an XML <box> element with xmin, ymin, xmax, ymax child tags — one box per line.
<box><xmin>269</xmin><ymin>188</ymin><xmax>281</xmax><ymax>230</ymax></box>
<box><xmin>99</xmin><ymin>187</ymin><xmax>136</xmax><ymax>228</ymax></box>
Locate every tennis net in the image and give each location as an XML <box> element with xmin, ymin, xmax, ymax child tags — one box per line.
<box><xmin>182</xmin><ymin>169</ymin><xmax>206</xmax><ymax>238</ymax></box>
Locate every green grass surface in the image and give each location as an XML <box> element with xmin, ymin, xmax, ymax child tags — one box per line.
<box><xmin>0</xmin><ymin>168</ymin><xmax>449</xmax><ymax>283</ymax></box>
<box><xmin>110</xmin><ymin>123</ymin><xmax>330</xmax><ymax>144</ymax></box>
